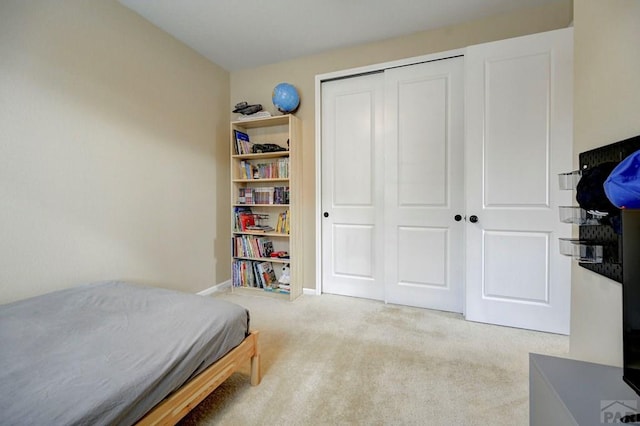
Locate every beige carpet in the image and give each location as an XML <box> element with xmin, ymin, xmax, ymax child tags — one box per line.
<box><xmin>178</xmin><ymin>291</ymin><xmax>568</xmax><ymax>426</ymax></box>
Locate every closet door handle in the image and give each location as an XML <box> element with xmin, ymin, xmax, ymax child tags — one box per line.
<box><xmin>454</xmin><ymin>214</ymin><xmax>463</xmax><ymax>222</ymax></box>
<box><xmin>469</xmin><ymin>215</ymin><xmax>479</xmax><ymax>223</ymax></box>
<box><xmin>323</xmin><ymin>212</ymin><xmax>329</xmax><ymax>218</ymax></box>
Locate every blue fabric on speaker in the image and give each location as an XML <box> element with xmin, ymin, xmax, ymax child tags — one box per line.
<box><xmin>604</xmin><ymin>149</ymin><xmax>640</xmax><ymax>209</ymax></box>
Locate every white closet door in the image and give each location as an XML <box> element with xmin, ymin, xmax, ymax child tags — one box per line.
<box><xmin>321</xmin><ymin>73</ymin><xmax>385</xmax><ymax>300</ymax></box>
<box><xmin>465</xmin><ymin>28</ymin><xmax>573</xmax><ymax>334</ymax></box>
<box><xmin>383</xmin><ymin>57</ymin><xmax>465</xmax><ymax>312</ymax></box>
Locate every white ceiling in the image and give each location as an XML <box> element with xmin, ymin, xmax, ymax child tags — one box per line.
<box><xmin>119</xmin><ymin>0</ymin><xmax>564</xmax><ymax>71</ymax></box>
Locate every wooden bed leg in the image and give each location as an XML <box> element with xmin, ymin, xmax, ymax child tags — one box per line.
<box><xmin>250</xmin><ymin>331</ymin><xmax>261</xmax><ymax>386</ymax></box>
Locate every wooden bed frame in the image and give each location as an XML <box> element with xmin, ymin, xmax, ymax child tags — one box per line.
<box><xmin>136</xmin><ymin>330</ymin><xmax>261</xmax><ymax>426</ymax></box>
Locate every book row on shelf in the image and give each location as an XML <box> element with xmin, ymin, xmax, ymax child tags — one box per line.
<box><xmin>232</xmin><ymin>259</ymin><xmax>290</xmax><ymax>293</ymax></box>
<box><xmin>233</xmin><ymin>207</ymin><xmax>290</xmax><ymax>234</ymax></box>
<box><xmin>233</xmin><ymin>235</ymin><xmax>274</xmax><ymax>259</ymax></box>
<box><xmin>239</xmin><ymin>158</ymin><xmax>289</xmax><ymax>180</ymax></box>
<box><xmin>238</xmin><ymin>186</ymin><xmax>289</xmax><ymax>205</ymax></box>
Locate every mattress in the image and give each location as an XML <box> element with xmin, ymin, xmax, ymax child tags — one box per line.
<box><xmin>0</xmin><ymin>281</ymin><xmax>249</xmax><ymax>426</ymax></box>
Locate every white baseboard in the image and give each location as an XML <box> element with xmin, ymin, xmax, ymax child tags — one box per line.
<box><xmin>197</xmin><ymin>280</ymin><xmax>231</xmax><ymax>296</ymax></box>
<box><xmin>199</xmin><ymin>281</ymin><xmax>316</xmax><ymax>297</ymax></box>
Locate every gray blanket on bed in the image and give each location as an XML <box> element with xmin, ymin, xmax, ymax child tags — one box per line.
<box><xmin>0</xmin><ymin>281</ymin><xmax>249</xmax><ymax>426</ymax></box>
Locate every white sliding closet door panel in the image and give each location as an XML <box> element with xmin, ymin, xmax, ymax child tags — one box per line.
<box><xmin>321</xmin><ymin>73</ymin><xmax>385</xmax><ymax>300</ymax></box>
<box><xmin>465</xmin><ymin>28</ymin><xmax>573</xmax><ymax>334</ymax></box>
<box><xmin>384</xmin><ymin>57</ymin><xmax>465</xmax><ymax>312</ymax></box>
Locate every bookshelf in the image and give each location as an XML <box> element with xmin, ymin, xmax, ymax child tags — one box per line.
<box><xmin>230</xmin><ymin>115</ymin><xmax>302</xmax><ymax>300</ymax></box>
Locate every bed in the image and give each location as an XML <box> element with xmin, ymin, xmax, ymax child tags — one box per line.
<box><xmin>0</xmin><ymin>281</ymin><xmax>261</xmax><ymax>425</ymax></box>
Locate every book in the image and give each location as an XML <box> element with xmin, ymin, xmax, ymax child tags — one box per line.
<box><xmin>261</xmin><ymin>240</ymin><xmax>274</xmax><ymax>257</ymax></box>
<box><xmin>233</xmin><ymin>206</ymin><xmax>253</xmax><ymax>231</ymax></box>
<box><xmin>238</xmin><ymin>187</ymin><xmax>254</xmax><ymax>204</ymax></box>
<box><xmin>252</xmin><ymin>262</ymin><xmax>262</xmax><ymax>288</ymax></box>
<box><xmin>238</xmin><ymin>212</ymin><xmax>255</xmax><ymax>231</ymax></box>
<box><xmin>242</xmin><ymin>213</ymin><xmax>273</xmax><ymax>232</ymax></box>
<box><xmin>232</xmin><ymin>259</ymin><xmax>257</xmax><ymax>288</ymax></box>
<box><xmin>246</xmin><ymin>225</ymin><xmax>275</xmax><ymax>232</ymax></box>
<box><xmin>278</xmin><ymin>284</ymin><xmax>291</xmax><ymax>293</ymax></box>
<box><xmin>239</xmin><ymin>160</ymin><xmax>254</xmax><ymax>179</ymax></box>
<box><xmin>256</xmin><ymin>261</ymin><xmax>278</xmax><ymax>289</ymax></box>
<box><xmin>234</xmin><ymin>130</ymin><xmax>251</xmax><ymax>154</ymax></box>
<box><xmin>276</xmin><ymin>209</ymin><xmax>290</xmax><ymax>234</ymax></box>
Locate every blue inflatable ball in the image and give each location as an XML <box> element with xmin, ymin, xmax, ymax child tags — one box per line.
<box><xmin>272</xmin><ymin>83</ymin><xmax>300</xmax><ymax>113</ymax></box>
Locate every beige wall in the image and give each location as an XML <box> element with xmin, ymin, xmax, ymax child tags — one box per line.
<box><xmin>0</xmin><ymin>1</ymin><xmax>230</xmax><ymax>303</ymax></box>
<box><xmin>570</xmin><ymin>0</ymin><xmax>640</xmax><ymax>366</ymax></box>
<box><xmin>230</xmin><ymin>1</ymin><xmax>573</xmax><ymax>290</ymax></box>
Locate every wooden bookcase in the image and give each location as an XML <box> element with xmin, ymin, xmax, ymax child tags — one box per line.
<box><xmin>230</xmin><ymin>115</ymin><xmax>302</xmax><ymax>300</ymax></box>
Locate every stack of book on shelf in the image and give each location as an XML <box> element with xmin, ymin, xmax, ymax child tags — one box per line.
<box><xmin>273</xmin><ymin>186</ymin><xmax>289</xmax><ymax>204</ymax></box>
<box><xmin>254</xmin><ymin>261</ymin><xmax>278</xmax><ymax>289</ymax></box>
<box><xmin>233</xmin><ymin>235</ymin><xmax>274</xmax><ymax>259</ymax></box>
<box><xmin>238</xmin><ymin>160</ymin><xmax>253</xmax><ymax>179</ymax></box>
<box><xmin>232</xmin><ymin>259</ymin><xmax>280</xmax><ymax>290</ymax></box>
<box><xmin>234</xmin><ymin>206</ymin><xmax>254</xmax><ymax>231</ymax></box>
<box><xmin>253</xmin><ymin>188</ymin><xmax>274</xmax><ymax>204</ymax></box>
<box><xmin>239</xmin><ymin>159</ymin><xmax>289</xmax><ymax>180</ymax></box>
<box><xmin>276</xmin><ymin>284</ymin><xmax>291</xmax><ymax>294</ymax></box>
<box><xmin>234</xmin><ymin>130</ymin><xmax>252</xmax><ymax>155</ymax></box>
<box><xmin>237</xmin><ymin>187</ymin><xmax>289</xmax><ymax>205</ymax></box>
<box><xmin>276</xmin><ymin>158</ymin><xmax>289</xmax><ymax>178</ymax></box>
<box><xmin>275</xmin><ymin>209</ymin><xmax>290</xmax><ymax>234</ymax></box>
<box><xmin>233</xmin><ymin>207</ymin><xmax>274</xmax><ymax>232</ymax></box>
<box><xmin>232</xmin><ymin>260</ymin><xmax>257</xmax><ymax>287</ymax></box>
<box><xmin>237</xmin><ymin>188</ymin><xmax>253</xmax><ymax>204</ymax></box>
<box><xmin>246</xmin><ymin>219</ymin><xmax>274</xmax><ymax>232</ymax></box>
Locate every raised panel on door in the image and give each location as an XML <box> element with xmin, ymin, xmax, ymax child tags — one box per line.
<box><xmin>321</xmin><ymin>73</ymin><xmax>385</xmax><ymax>300</ymax></box>
<box><xmin>465</xmin><ymin>28</ymin><xmax>573</xmax><ymax>334</ymax></box>
<box><xmin>332</xmin><ymin>224</ymin><xmax>374</xmax><ymax>279</ymax></box>
<box><xmin>483</xmin><ymin>231</ymin><xmax>550</xmax><ymax>303</ymax></box>
<box><xmin>384</xmin><ymin>56</ymin><xmax>464</xmax><ymax>312</ymax></box>
<box><xmin>484</xmin><ymin>52</ymin><xmax>550</xmax><ymax>207</ymax></box>
<box><xmin>333</xmin><ymin>92</ymin><xmax>374</xmax><ymax>207</ymax></box>
<box><xmin>397</xmin><ymin>76</ymin><xmax>448</xmax><ymax>207</ymax></box>
<box><xmin>397</xmin><ymin>226</ymin><xmax>447</xmax><ymax>287</ymax></box>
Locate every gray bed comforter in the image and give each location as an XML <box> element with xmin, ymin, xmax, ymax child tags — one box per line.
<box><xmin>0</xmin><ymin>281</ymin><xmax>249</xmax><ymax>426</ymax></box>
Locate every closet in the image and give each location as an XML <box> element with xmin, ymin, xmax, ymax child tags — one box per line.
<box><xmin>321</xmin><ymin>57</ymin><xmax>464</xmax><ymax>313</ymax></box>
<box><xmin>319</xmin><ymin>28</ymin><xmax>573</xmax><ymax>333</ymax></box>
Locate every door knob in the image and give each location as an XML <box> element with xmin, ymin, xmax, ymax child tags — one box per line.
<box><xmin>454</xmin><ymin>214</ymin><xmax>463</xmax><ymax>222</ymax></box>
<box><xmin>323</xmin><ymin>212</ymin><xmax>329</xmax><ymax>218</ymax></box>
<box><xmin>469</xmin><ymin>215</ymin><xmax>479</xmax><ymax>223</ymax></box>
